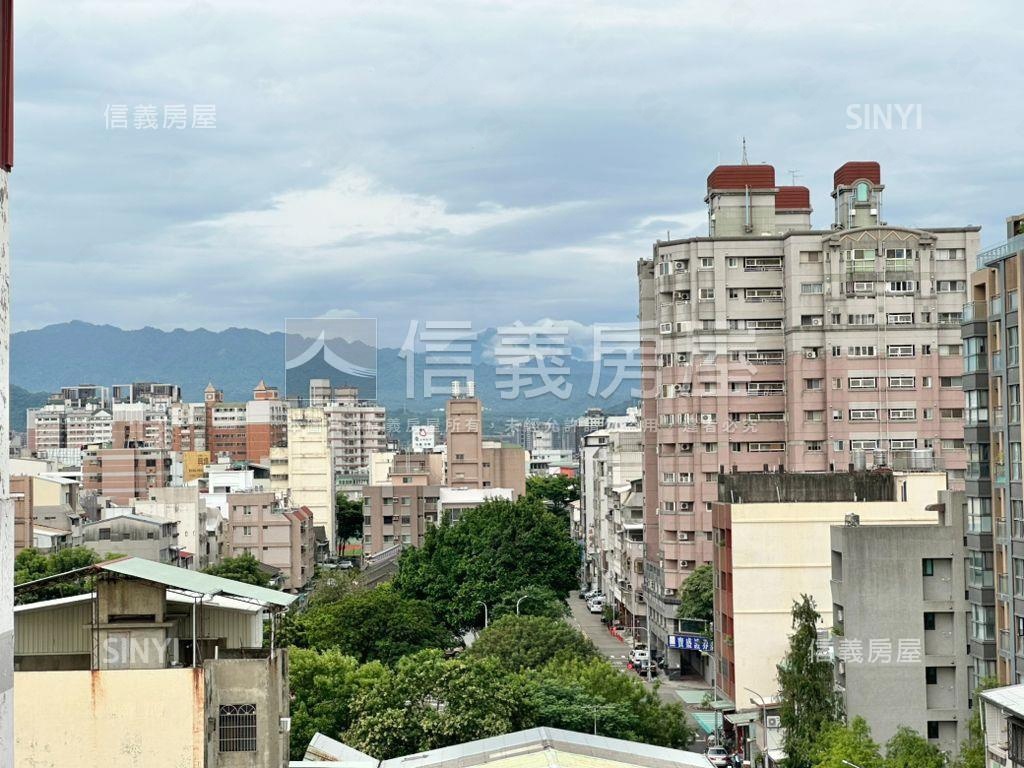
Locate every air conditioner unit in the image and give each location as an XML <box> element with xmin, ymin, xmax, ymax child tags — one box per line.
<box><xmin>680</xmin><ymin>532</ymin><xmax>692</xmax><ymax>541</ymax></box>
<box><xmin>766</xmin><ymin>716</ymin><xmax>781</xmax><ymax>729</ymax></box>
<box><xmin>279</xmin><ymin>717</ymin><xmax>292</xmax><ymax>733</ymax></box>
<box><xmin>805</xmin><ymin>350</ymin><xmax>818</xmax><ymax>359</ymax></box>
<box><xmin>811</xmin><ymin>318</ymin><xmax>823</xmax><ymax>326</ymax></box>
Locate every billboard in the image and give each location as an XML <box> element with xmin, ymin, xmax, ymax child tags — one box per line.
<box><xmin>411</xmin><ymin>425</ymin><xmax>436</xmax><ymax>452</ymax></box>
<box><xmin>183</xmin><ymin>451</ymin><xmax>212</xmax><ymax>483</ymax></box>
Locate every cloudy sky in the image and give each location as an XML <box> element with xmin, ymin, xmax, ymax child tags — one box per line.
<box><xmin>11</xmin><ymin>0</ymin><xmax>1023</xmax><ymax>346</ymax></box>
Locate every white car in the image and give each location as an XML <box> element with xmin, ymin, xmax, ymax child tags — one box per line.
<box><xmin>587</xmin><ymin>600</ymin><xmax>604</xmax><ymax>614</ymax></box>
<box><xmin>629</xmin><ymin>645</ymin><xmax>649</xmax><ymax>665</ymax></box>
<box><xmin>705</xmin><ymin>747</ymin><xmax>730</xmax><ymax>768</ymax></box>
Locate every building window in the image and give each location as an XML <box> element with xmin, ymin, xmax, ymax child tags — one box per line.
<box><xmin>801</xmin><ymin>282</ymin><xmax>823</xmax><ymax>294</ymax></box>
<box><xmin>924</xmin><ymin>612</ymin><xmax>936</xmax><ymax>631</ymax></box>
<box><xmin>926</xmin><ymin>721</ymin><xmax>939</xmax><ymax>740</ymax></box>
<box><xmin>855</xmin><ymin>182</ymin><xmax>869</xmax><ymax>202</ymax></box>
<box><xmin>218</xmin><ymin>704</ymin><xmax>257</xmax><ymax>752</ymax></box>
<box><xmin>925</xmin><ymin>666</ymin><xmax>938</xmax><ymax>685</ymax></box>
<box><xmin>699</xmin><ymin>288</ymin><xmax>715</xmax><ymax>300</ymax></box>
<box><xmin>922</xmin><ymin>558</ymin><xmax>935</xmax><ymax>577</ymax></box>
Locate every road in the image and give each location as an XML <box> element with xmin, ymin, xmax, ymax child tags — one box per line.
<box><xmin>567</xmin><ymin>591</ymin><xmax>713</xmax><ymax>752</ymax></box>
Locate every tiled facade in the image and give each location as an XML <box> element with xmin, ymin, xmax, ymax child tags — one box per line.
<box><xmin>638</xmin><ymin>161</ymin><xmax>976</xmax><ymax>659</ymax></box>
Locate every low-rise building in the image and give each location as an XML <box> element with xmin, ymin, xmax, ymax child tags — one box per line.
<box><xmin>831</xmin><ymin>487</ymin><xmax>970</xmax><ymax>754</ymax></box>
<box><xmin>222</xmin><ymin>491</ymin><xmax>316</xmax><ymax>591</ymax></box>
<box><xmin>81</xmin><ymin>513</ymin><xmax>185</xmax><ymax>566</ymax></box>
<box><xmin>710</xmin><ymin>471</ymin><xmax>947</xmax><ymax>712</ymax></box>
<box><xmin>13</xmin><ymin>557</ymin><xmax>294</xmax><ymax>768</ymax></box>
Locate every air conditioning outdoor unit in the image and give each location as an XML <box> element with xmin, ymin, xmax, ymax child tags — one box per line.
<box><xmin>805</xmin><ymin>350</ymin><xmax>818</xmax><ymax>359</ymax></box>
<box><xmin>811</xmin><ymin>318</ymin><xmax>823</xmax><ymax>326</ymax></box>
<box><xmin>766</xmin><ymin>716</ymin><xmax>781</xmax><ymax>729</ymax></box>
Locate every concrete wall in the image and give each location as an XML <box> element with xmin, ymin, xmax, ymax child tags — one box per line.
<box><xmin>14</xmin><ymin>668</ymin><xmax>206</xmax><ymax>768</ymax></box>
<box><xmin>832</xmin><ymin>492</ymin><xmax>970</xmax><ymax>754</ymax></box>
<box><xmin>205</xmin><ymin>655</ymin><xmax>289</xmax><ymax>768</ymax></box>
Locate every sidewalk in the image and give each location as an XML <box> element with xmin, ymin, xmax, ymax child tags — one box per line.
<box><xmin>567</xmin><ymin>592</ymin><xmax>714</xmax><ymax>749</ymax></box>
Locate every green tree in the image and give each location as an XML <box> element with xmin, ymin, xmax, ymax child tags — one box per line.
<box><xmin>287</xmin><ymin>648</ymin><xmax>387</xmax><ymax>760</ymax></box>
<box><xmin>203</xmin><ymin>553</ymin><xmax>276</xmax><ymax>588</ymax></box>
<box><xmin>344</xmin><ymin>650</ymin><xmax>523</xmax><ymax>759</ymax></box>
<box><xmin>467</xmin><ymin>614</ymin><xmax>598</xmax><ymax>671</ymax></box>
<box><xmin>14</xmin><ymin>547</ymin><xmax>114</xmax><ymax>602</ymax></box>
<box><xmin>676</xmin><ymin>563</ymin><xmax>713</xmax><ymax>625</ymax></box>
<box><xmin>777</xmin><ymin>595</ymin><xmax>842</xmax><ymax>768</ymax></box>
<box><xmin>491</xmin><ymin>584</ymin><xmax>568</xmax><ymax>622</ymax></box>
<box><xmin>952</xmin><ymin>676</ymin><xmax>998</xmax><ymax>768</ymax></box>
<box><xmin>336</xmin><ymin>493</ymin><xmax>364</xmax><ymax>545</ymax></box>
<box><xmin>299</xmin><ymin>584</ymin><xmax>454</xmax><ymax>665</ymax></box>
<box><xmin>525</xmin><ymin>474</ymin><xmax>580</xmax><ymax>518</ymax></box>
<box><xmin>884</xmin><ymin>726</ymin><xmax>946</xmax><ymax>768</ymax></box>
<box><xmin>530</xmin><ymin>656</ymin><xmax>693</xmax><ymax>748</ymax></box>
<box><xmin>811</xmin><ymin>717</ymin><xmax>882</xmax><ymax>768</ymax></box>
<box><xmin>394</xmin><ymin>496</ymin><xmax>580</xmax><ymax>630</ymax></box>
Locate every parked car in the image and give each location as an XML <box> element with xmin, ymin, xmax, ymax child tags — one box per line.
<box><xmin>705</xmin><ymin>747</ymin><xmax>730</xmax><ymax>768</ymax></box>
<box><xmin>629</xmin><ymin>643</ymin><xmax>649</xmax><ymax>665</ymax></box>
<box><xmin>337</xmin><ymin>559</ymin><xmax>355</xmax><ymax>570</ymax></box>
<box><xmin>587</xmin><ymin>600</ymin><xmax>604</xmax><ymax>614</ymax></box>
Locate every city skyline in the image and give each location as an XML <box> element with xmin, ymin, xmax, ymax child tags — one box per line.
<box><xmin>12</xmin><ymin>1</ymin><xmax>1023</xmax><ymax>346</ymax></box>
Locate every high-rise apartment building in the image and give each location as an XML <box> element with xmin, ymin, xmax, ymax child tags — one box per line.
<box><xmin>962</xmin><ymin>212</ymin><xmax>1024</xmax><ymax>687</ymax></box>
<box><xmin>81</xmin><ymin>447</ymin><xmax>173</xmax><ymax>505</ymax></box>
<box><xmin>638</xmin><ymin>160</ymin><xmax>976</xmax><ymax>650</ymax></box>
<box><xmin>321</xmin><ymin>384</ymin><xmax>387</xmax><ymax>482</ymax></box>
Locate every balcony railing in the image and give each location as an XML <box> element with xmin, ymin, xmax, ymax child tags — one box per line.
<box><xmin>979</xmin><ymin>233</ymin><xmax>1024</xmax><ymax>267</ymax></box>
<box><xmin>962</xmin><ymin>301</ymin><xmax>988</xmax><ymax>322</ymax></box>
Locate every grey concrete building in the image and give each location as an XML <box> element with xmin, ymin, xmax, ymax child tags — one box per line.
<box><xmin>831</xmin><ymin>488</ymin><xmax>970</xmax><ymax>754</ymax></box>
<box><xmin>82</xmin><ymin>513</ymin><xmax>184</xmax><ymax>565</ymax></box>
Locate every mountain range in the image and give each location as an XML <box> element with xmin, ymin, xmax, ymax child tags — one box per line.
<box><xmin>9</xmin><ymin>322</ymin><xmax>636</xmax><ymax>432</ymax></box>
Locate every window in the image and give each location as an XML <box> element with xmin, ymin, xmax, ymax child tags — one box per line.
<box><xmin>801</xmin><ymin>315</ymin><xmax>824</xmax><ymax>326</ymax></box>
<box><xmin>922</xmin><ymin>558</ymin><xmax>934</xmax><ymax>577</ymax></box>
<box><xmin>746</xmin><ymin>288</ymin><xmax>782</xmax><ymax>302</ymax></box>
<box><xmin>855</xmin><ymin>182</ymin><xmax>870</xmax><ymax>202</ymax></box>
<box><xmin>851</xmin><ymin>281</ymin><xmax>874</xmax><ymax>294</ymax></box>
<box><xmin>805</xmin><ymin>410</ymin><xmax>823</xmax><ymax>422</ymax></box>
<box><xmin>699</xmin><ymin>288</ymin><xmax>715</xmax><ymax>300</ymax></box>
<box><xmin>832</xmin><ymin>377</ymin><xmax>842</xmax><ymax>389</ymax></box>
<box><xmin>888</xmin><ymin>408</ymin><xmax>916</xmax><ymax>421</ymax></box>
<box><xmin>849</xmin><ymin>409</ymin><xmax>878</xmax><ymax>421</ymax></box>
<box><xmin>831</xmin><ymin>346</ymin><xmax>841</xmax><ymax>357</ymax></box>
<box><xmin>888</xmin><ymin>376</ymin><xmax>915</xmax><ymax>389</ymax></box>
<box><xmin>848</xmin><ymin>313</ymin><xmax>876</xmax><ymax>325</ymax></box>
<box><xmin>832</xmin><ymin>409</ymin><xmax>843</xmax><ymax>421</ymax></box>
<box><xmin>727</xmin><ymin>257</ymin><xmax>739</xmax><ymax>268</ymax></box>
<box><xmin>219</xmin><ymin>704</ymin><xmax>257</xmax><ymax>752</ymax></box>
<box><xmin>939</xmin><ymin>344</ymin><xmax>963</xmax><ymax>357</ymax></box>
<box><xmin>938</xmin><ymin>312</ymin><xmax>961</xmax><ymax>325</ymax></box>
<box><xmin>1011</xmin><ymin>385</ymin><xmax>1021</xmax><ymax>424</ymax></box>
<box><xmin>886</xmin><ymin>280</ymin><xmax>916</xmax><ymax>294</ymax></box>
<box><xmin>749</xmin><ymin>442</ymin><xmax>785</xmax><ymax>452</ymax></box>
<box><xmin>891</xmin><ymin>439</ymin><xmax>916</xmax><ymax>450</ymax></box>
<box><xmin>925</xmin><ymin>667</ymin><xmax>938</xmax><ymax>685</ymax></box>
<box><xmin>924</xmin><ymin>612</ymin><xmax>936</xmax><ymax>631</ymax></box>
<box><xmin>833</xmin><ymin>440</ymin><xmax>845</xmax><ymax>451</ymax></box>
<box><xmin>804</xmin><ymin>378</ymin><xmax>823</xmax><ymax>391</ymax></box>
<box><xmin>807</xmin><ymin>441</ymin><xmax>823</xmax><ymax>452</ymax></box>
<box><xmin>700</xmin><ymin>257</ymin><xmax>714</xmax><ymax>269</ymax></box>
<box><xmin>936</xmin><ymin>280</ymin><xmax>966</xmax><ymax>292</ymax></box>
<box><xmin>850</xmin><ymin>248</ymin><xmax>875</xmax><ymax>261</ymax></box>
<box><xmin>848</xmin><ymin>345</ymin><xmax>877</xmax><ymax>358</ymax></box>
<box><xmin>848</xmin><ymin>377</ymin><xmax>877</xmax><ymax>390</ymax></box>
<box><xmin>801</xmin><ymin>282</ymin><xmax>823</xmax><ymax>294</ymax></box>
<box><xmin>887</xmin><ymin>344</ymin><xmax>915</xmax><ymax>358</ymax></box>
<box><xmin>941</xmin><ymin>438</ymin><xmax>964</xmax><ymax>450</ymax></box>
<box><xmin>885</xmin><ymin>248</ymin><xmax>912</xmax><ymax>260</ymax></box>
<box><xmin>703</xmin><ymin>442</ymin><xmax>717</xmax><ymax>453</ymax></box>
<box><xmin>1010</xmin><ymin>326</ymin><xmax>1020</xmax><ymax>366</ymax></box>
<box><xmin>940</xmin><ymin>408</ymin><xmax>964</xmax><ymax>420</ymax></box>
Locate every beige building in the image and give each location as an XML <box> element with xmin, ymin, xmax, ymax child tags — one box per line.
<box><xmin>445</xmin><ymin>392</ymin><xmax>526</xmax><ymax>494</ymax></box>
<box><xmin>81</xmin><ymin>446</ymin><xmax>172</xmax><ymax>505</ymax></box>
<box><xmin>222</xmin><ymin>491</ymin><xmax>315</xmax><ymax>591</ymax></box>
<box><xmin>135</xmin><ymin>485</ymin><xmax>217</xmax><ymax>570</ymax></box>
<box><xmin>283</xmin><ymin>407</ymin><xmax>336</xmax><ymax>549</ymax></box>
<box><xmin>13</xmin><ymin>557</ymin><xmax>294</xmax><ymax>768</ymax></box>
<box><xmin>711</xmin><ymin>471</ymin><xmax>946</xmax><ymax>706</ymax></box>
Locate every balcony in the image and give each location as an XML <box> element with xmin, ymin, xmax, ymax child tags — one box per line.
<box><xmin>992</xmin><ymin>296</ymin><xmax>1004</xmax><ymax>316</ymax></box>
<box><xmin>966</xmin><ymin>461</ymin><xmax>991</xmax><ymax>480</ymax></box>
<box><xmin>978</xmin><ymin>233</ymin><xmax>1024</xmax><ymax>267</ymax></box>
<box><xmin>846</xmin><ymin>261</ymin><xmax>876</xmax><ymax>274</ymax></box>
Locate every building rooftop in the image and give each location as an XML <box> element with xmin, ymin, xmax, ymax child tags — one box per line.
<box><xmin>982</xmin><ymin>684</ymin><xmax>1024</xmax><ymax>714</ymax></box>
<box><xmin>14</xmin><ymin>556</ymin><xmax>296</xmax><ymax>608</ymax></box>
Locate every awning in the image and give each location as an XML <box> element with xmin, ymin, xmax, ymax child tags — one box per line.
<box><xmin>725</xmin><ymin>711</ymin><xmax>759</xmax><ymax>726</ymax></box>
<box><xmin>690</xmin><ymin>712</ymin><xmax>718</xmax><ymax>735</ymax></box>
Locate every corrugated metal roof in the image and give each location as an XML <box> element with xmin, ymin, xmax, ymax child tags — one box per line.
<box><xmin>982</xmin><ymin>683</ymin><xmax>1024</xmax><ymax>714</ymax></box>
<box><xmin>833</xmin><ymin>161</ymin><xmax>881</xmax><ymax>188</ymax></box>
<box><xmin>99</xmin><ymin>557</ymin><xmax>295</xmax><ymax>607</ymax></box>
<box><xmin>376</xmin><ymin>727</ymin><xmax>712</xmax><ymax>768</ymax></box>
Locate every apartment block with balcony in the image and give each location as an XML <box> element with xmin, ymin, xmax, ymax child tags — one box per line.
<box><xmin>223</xmin><ymin>491</ymin><xmax>315</xmax><ymax>591</ymax></box>
<box><xmin>962</xmin><ymin>213</ymin><xmax>1024</xmax><ymax>687</ymax></box>
<box><xmin>81</xmin><ymin>446</ymin><xmax>173</xmax><ymax>505</ymax></box>
<box><xmin>322</xmin><ymin>383</ymin><xmax>387</xmax><ymax>485</ymax></box>
<box><xmin>638</xmin><ymin>160</ymin><xmax>976</xmax><ymax>656</ymax></box>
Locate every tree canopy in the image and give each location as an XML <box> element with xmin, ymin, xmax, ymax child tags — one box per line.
<box><xmin>525</xmin><ymin>474</ymin><xmax>580</xmax><ymax>518</ymax></box>
<box><xmin>777</xmin><ymin>595</ymin><xmax>842</xmax><ymax>768</ymax></box>
<box><xmin>336</xmin><ymin>493</ymin><xmax>364</xmax><ymax>544</ymax></box>
<box><xmin>14</xmin><ymin>547</ymin><xmax>121</xmax><ymax>602</ymax></box>
<box><xmin>203</xmin><ymin>552</ymin><xmax>276</xmax><ymax>588</ymax></box>
<box><xmin>297</xmin><ymin>584</ymin><xmax>454</xmax><ymax>666</ymax></box>
<box><xmin>802</xmin><ymin>717</ymin><xmax>949</xmax><ymax>768</ymax></box>
<box><xmin>676</xmin><ymin>563</ymin><xmax>713</xmax><ymax>625</ymax></box>
<box><xmin>467</xmin><ymin>614</ymin><xmax>598</xmax><ymax>671</ymax></box>
<box><xmin>393</xmin><ymin>496</ymin><xmax>580</xmax><ymax>630</ymax></box>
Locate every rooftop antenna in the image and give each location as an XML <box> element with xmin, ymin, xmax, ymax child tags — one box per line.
<box><xmin>788</xmin><ymin>169</ymin><xmax>802</xmax><ymax>185</ymax></box>
<box><xmin>741</xmin><ymin>137</ymin><xmax>749</xmax><ymax>165</ymax></box>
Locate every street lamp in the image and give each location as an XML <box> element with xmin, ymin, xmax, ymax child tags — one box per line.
<box><xmin>701</xmin><ymin>650</ymin><xmax>721</xmax><ymax>746</ymax></box>
<box><xmin>516</xmin><ymin>595</ymin><xmax>529</xmax><ymax>615</ymax></box>
<box><xmin>744</xmin><ymin>687</ymin><xmax>767</xmax><ymax>768</ymax></box>
<box><xmin>478</xmin><ymin>601</ymin><xmax>489</xmax><ymax>628</ymax></box>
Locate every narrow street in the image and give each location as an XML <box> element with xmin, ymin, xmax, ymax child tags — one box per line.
<box><xmin>567</xmin><ymin>592</ymin><xmax>713</xmax><ymax>752</ymax></box>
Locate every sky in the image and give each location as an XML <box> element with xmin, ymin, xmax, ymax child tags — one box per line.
<box><xmin>10</xmin><ymin>0</ymin><xmax>1024</xmax><ymax>346</ymax></box>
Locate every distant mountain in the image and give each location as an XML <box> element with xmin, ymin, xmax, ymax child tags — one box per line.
<box><xmin>10</xmin><ymin>322</ymin><xmax>636</xmax><ymax>428</ymax></box>
<box><xmin>10</xmin><ymin>385</ymin><xmax>49</xmax><ymax>432</ymax></box>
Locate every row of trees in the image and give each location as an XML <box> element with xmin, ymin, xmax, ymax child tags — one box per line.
<box><xmin>777</xmin><ymin>595</ymin><xmax>989</xmax><ymax>768</ymax></box>
<box><xmin>289</xmin><ymin>615</ymin><xmax>692</xmax><ymax>759</ymax></box>
<box><xmin>14</xmin><ymin>546</ymin><xmax>123</xmax><ymax>602</ymax></box>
